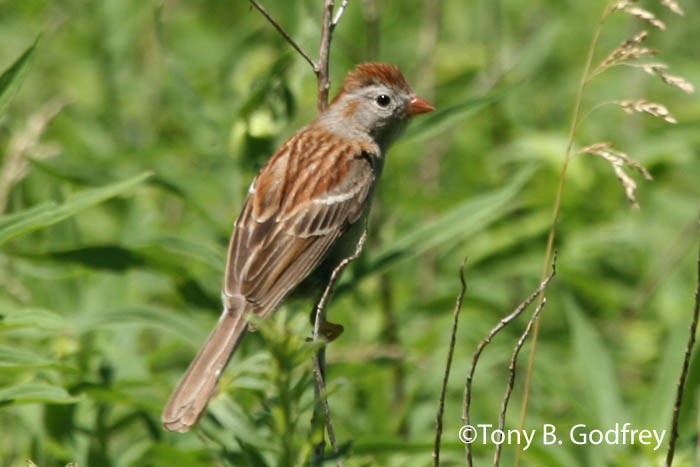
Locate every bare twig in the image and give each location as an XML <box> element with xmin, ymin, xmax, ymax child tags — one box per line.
<box><xmin>311</xmin><ymin>354</ymin><xmax>340</xmax><ymax>465</ymax></box>
<box><xmin>332</xmin><ymin>0</ymin><xmax>350</xmax><ymax>26</ymax></box>
<box><xmin>493</xmin><ymin>298</ymin><xmax>548</xmax><ymax>466</ymax></box>
<box><xmin>665</xmin><ymin>217</ymin><xmax>700</xmax><ymax>467</ymax></box>
<box><xmin>248</xmin><ymin>0</ymin><xmax>317</xmax><ymax>71</ymax></box>
<box><xmin>313</xmin><ymin>227</ymin><xmax>368</xmax><ymax>341</ymax></box>
<box><xmin>316</xmin><ymin>0</ymin><xmax>336</xmax><ymax>112</ymax></box>
<box><xmin>311</xmin><ymin>227</ymin><xmax>368</xmax><ymax>466</ymax></box>
<box><xmin>248</xmin><ymin>0</ymin><xmax>347</xmax><ymax>113</ymax></box>
<box><xmin>433</xmin><ymin>258</ymin><xmax>468</xmax><ymax>467</ymax></box>
<box><xmin>463</xmin><ymin>256</ymin><xmax>557</xmax><ymax>466</ymax></box>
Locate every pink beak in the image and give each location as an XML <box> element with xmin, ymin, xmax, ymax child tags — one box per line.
<box><xmin>407</xmin><ymin>95</ymin><xmax>435</xmax><ymax>116</ymax></box>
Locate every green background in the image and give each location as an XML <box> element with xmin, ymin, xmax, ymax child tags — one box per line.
<box><xmin>1</xmin><ymin>0</ymin><xmax>699</xmax><ymax>465</ymax></box>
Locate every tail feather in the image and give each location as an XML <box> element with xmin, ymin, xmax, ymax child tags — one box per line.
<box><xmin>162</xmin><ymin>307</ymin><xmax>248</xmax><ymax>432</ymax></box>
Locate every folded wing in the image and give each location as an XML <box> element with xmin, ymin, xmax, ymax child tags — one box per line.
<box><xmin>225</xmin><ymin>140</ymin><xmax>376</xmax><ymax>319</ymax></box>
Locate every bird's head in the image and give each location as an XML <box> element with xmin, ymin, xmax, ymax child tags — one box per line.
<box><xmin>322</xmin><ymin>62</ymin><xmax>434</xmax><ymax>149</ymax></box>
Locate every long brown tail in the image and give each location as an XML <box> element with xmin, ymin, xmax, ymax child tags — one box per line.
<box><xmin>162</xmin><ymin>306</ymin><xmax>248</xmax><ymax>432</ymax></box>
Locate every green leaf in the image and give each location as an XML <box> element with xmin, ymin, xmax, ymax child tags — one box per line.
<box><xmin>150</xmin><ymin>174</ymin><xmax>226</xmax><ymax>232</ymax></box>
<box><xmin>0</xmin><ymin>345</ymin><xmax>53</xmax><ymax>367</ymax></box>
<box><xmin>46</xmin><ymin>245</ymin><xmax>146</xmax><ymax>271</ymax></box>
<box><xmin>234</xmin><ymin>437</ymin><xmax>271</xmax><ymax>467</ymax></box>
<box><xmin>75</xmin><ymin>306</ymin><xmax>209</xmax><ymax>348</ymax></box>
<box><xmin>352</xmin><ymin>439</ymin><xmax>436</xmax><ymax>454</ymax></box>
<box><xmin>0</xmin><ymin>36</ymin><xmax>38</xmax><ymax>114</ymax></box>
<box><xmin>27</xmin><ymin>157</ymin><xmax>115</xmax><ymax>186</ymax></box>
<box><xmin>0</xmin><ymin>345</ymin><xmax>72</xmax><ymax>372</ymax></box>
<box><xmin>7</xmin><ymin>239</ymin><xmax>221</xmax><ymax>309</ymax></box>
<box><xmin>465</xmin><ymin>210</ymin><xmax>552</xmax><ymax>265</ymax></box>
<box><xmin>204</xmin><ymin>397</ymin><xmax>272</xmax><ymax>452</ymax></box>
<box><xmin>0</xmin><ymin>308</ymin><xmax>68</xmax><ymax>330</ymax></box>
<box><xmin>14</xmin><ymin>237</ymin><xmax>222</xmax><ymax>273</ymax></box>
<box><xmin>137</xmin><ymin>444</ymin><xmax>213</xmax><ymax>467</ymax></box>
<box><xmin>0</xmin><ymin>383</ymin><xmax>79</xmax><ymax>405</ymax></box>
<box><xmin>566</xmin><ymin>299</ymin><xmax>626</xmax><ymax>464</ymax></box>
<box><xmin>366</xmin><ymin>166</ymin><xmax>535</xmax><ymax>274</ymax></box>
<box><xmin>0</xmin><ymin>172</ymin><xmax>152</xmax><ymax>246</ymax></box>
<box><xmin>138</xmin><ymin>235</ymin><xmax>224</xmax><ymax>272</ymax></box>
<box><xmin>400</xmin><ymin>83</ymin><xmax>522</xmax><ymax>145</ymax></box>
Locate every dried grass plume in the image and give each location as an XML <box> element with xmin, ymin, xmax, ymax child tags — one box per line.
<box><xmin>578</xmin><ymin>142</ymin><xmax>653</xmax><ymax>209</ymax></box>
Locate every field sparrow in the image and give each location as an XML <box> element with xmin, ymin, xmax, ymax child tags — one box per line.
<box><xmin>162</xmin><ymin>62</ymin><xmax>434</xmax><ymax>432</ymax></box>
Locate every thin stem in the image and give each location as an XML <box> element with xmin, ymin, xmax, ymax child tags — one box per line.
<box><xmin>317</xmin><ymin>0</ymin><xmax>336</xmax><ymax>112</ymax></box>
<box><xmin>514</xmin><ymin>6</ymin><xmax>609</xmax><ymax>465</ymax></box>
<box><xmin>312</xmin><ymin>228</ymin><xmax>368</xmax><ymax>340</ymax></box>
<box><xmin>310</xmin><ymin>227</ymin><xmax>367</xmax><ymax>466</ymax></box>
<box><xmin>493</xmin><ymin>298</ymin><xmax>547</xmax><ymax>467</ymax></box>
<box><xmin>577</xmin><ymin>100</ymin><xmax>621</xmax><ymax>127</ymax></box>
<box><xmin>311</xmin><ymin>353</ymin><xmax>340</xmax><ymax>466</ymax></box>
<box><xmin>462</xmin><ymin>260</ymin><xmax>556</xmax><ymax>466</ymax></box>
<box><xmin>332</xmin><ymin>0</ymin><xmax>350</xmax><ymax>26</ymax></box>
<box><xmin>665</xmin><ymin>216</ymin><xmax>700</xmax><ymax>466</ymax></box>
<box><xmin>248</xmin><ymin>0</ymin><xmax>317</xmax><ymax>71</ymax></box>
<box><xmin>432</xmin><ymin>258</ymin><xmax>468</xmax><ymax>467</ymax></box>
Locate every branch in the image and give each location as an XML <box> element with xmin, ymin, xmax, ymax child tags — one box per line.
<box><xmin>462</xmin><ymin>255</ymin><xmax>557</xmax><ymax>466</ymax></box>
<box><xmin>665</xmin><ymin>216</ymin><xmax>700</xmax><ymax>467</ymax></box>
<box><xmin>311</xmin><ymin>354</ymin><xmax>340</xmax><ymax>466</ymax></box>
<box><xmin>493</xmin><ymin>298</ymin><xmax>548</xmax><ymax>466</ymax></box>
<box><xmin>313</xmin><ymin>227</ymin><xmax>368</xmax><ymax>341</ymax></box>
<box><xmin>249</xmin><ymin>0</ymin><xmax>349</xmax><ymax>113</ymax></box>
<box><xmin>248</xmin><ymin>0</ymin><xmax>316</xmax><ymax>71</ymax></box>
<box><xmin>311</xmin><ymin>227</ymin><xmax>368</xmax><ymax>466</ymax></box>
<box><xmin>333</xmin><ymin>0</ymin><xmax>350</xmax><ymax>26</ymax></box>
<box><xmin>433</xmin><ymin>258</ymin><xmax>468</xmax><ymax>467</ymax></box>
<box><xmin>316</xmin><ymin>0</ymin><xmax>336</xmax><ymax>112</ymax></box>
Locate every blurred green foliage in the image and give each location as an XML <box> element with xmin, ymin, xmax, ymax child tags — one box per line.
<box><xmin>1</xmin><ymin>0</ymin><xmax>699</xmax><ymax>466</ymax></box>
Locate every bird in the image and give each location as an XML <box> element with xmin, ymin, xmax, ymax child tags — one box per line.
<box><xmin>162</xmin><ymin>62</ymin><xmax>434</xmax><ymax>432</ymax></box>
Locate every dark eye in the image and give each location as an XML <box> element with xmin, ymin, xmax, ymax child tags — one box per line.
<box><xmin>375</xmin><ymin>94</ymin><xmax>391</xmax><ymax>107</ymax></box>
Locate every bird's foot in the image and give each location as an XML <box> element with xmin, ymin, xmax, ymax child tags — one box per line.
<box><xmin>318</xmin><ymin>320</ymin><xmax>344</xmax><ymax>341</ymax></box>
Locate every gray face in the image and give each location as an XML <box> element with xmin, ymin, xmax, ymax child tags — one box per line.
<box><xmin>355</xmin><ymin>84</ymin><xmax>411</xmax><ymax>142</ymax></box>
<box><xmin>320</xmin><ymin>83</ymin><xmax>413</xmax><ymax>152</ymax></box>
<box><xmin>358</xmin><ymin>84</ymin><xmax>409</xmax><ymax>134</ymax></box>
